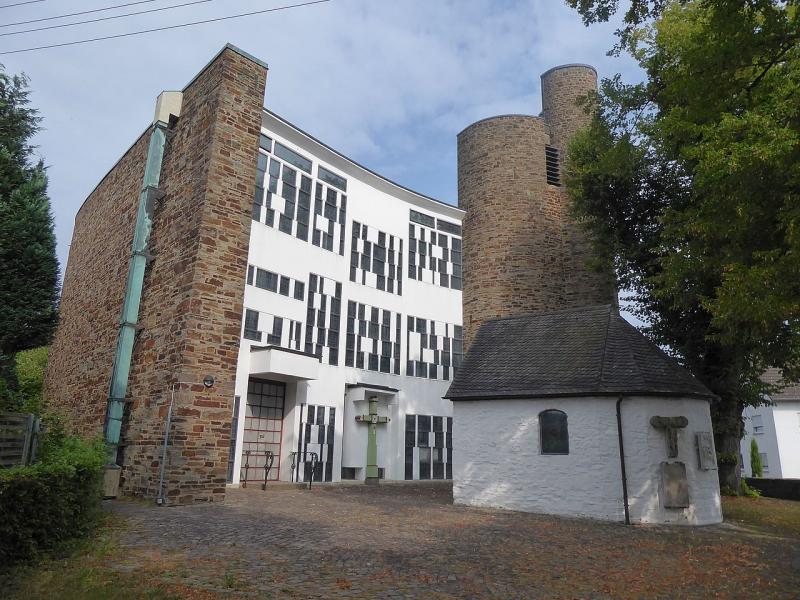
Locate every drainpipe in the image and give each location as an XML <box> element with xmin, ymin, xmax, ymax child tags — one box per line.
<box><xmin>103</xmin><ymin>92</ymin><xmax>182</xmax><ymax>477</ymax></box>
<box><xmin>616</xmin><ymin>394</ymin><xmax>631</xmax><ymax>525</ymax></box>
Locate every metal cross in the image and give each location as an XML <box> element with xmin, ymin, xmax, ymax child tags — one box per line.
<box><xmin>355</xmin><ymin>396</ymin><xmax>389</xmax><ymax>484</ymax></box>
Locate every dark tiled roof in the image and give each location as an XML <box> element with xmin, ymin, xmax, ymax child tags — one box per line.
<box><xmin>445</xmin><ymin>304</ymin><xmax>715</xmax><ymax>401</ymax></box>
<box><xmin>761</xmin><ymin>368</ymin><xmax>800</xmax><ymax>401</ymax></box>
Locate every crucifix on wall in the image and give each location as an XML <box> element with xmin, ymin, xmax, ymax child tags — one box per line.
<box><xmin>650</xmin><ymin>416</ymin><xmax>688</xmax><ymax>458</ymax></box>
<box><xmin>355</xmin><ymin>396</ymin><xmax>389</xmax><ymax>485</ymax></box>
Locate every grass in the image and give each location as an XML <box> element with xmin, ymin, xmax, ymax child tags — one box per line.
<box><xmin>0</xmin><ymin>517</ymin><xmax>222</xmax><ymax>600</ymax></box>
<box><xmin>722</xmin><ymin>495</ymin><xmax>800</xmax><ymax>537</ymax></box>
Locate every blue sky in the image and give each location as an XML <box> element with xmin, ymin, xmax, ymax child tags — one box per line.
<box><xmin>2</xmin><ymin>0</ymin><xmax>641</xmax><ymax>274</ymax></box>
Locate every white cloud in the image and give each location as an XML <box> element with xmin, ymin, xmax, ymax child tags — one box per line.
<box><xmin>2</xmin><ymin>0</ymin><xmax>641</xmax><ymax>270</ymax></box>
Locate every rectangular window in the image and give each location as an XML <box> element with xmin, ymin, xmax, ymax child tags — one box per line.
<box><xmin>274</xmin><ymin>142</ymin><xmax>312</xmax><ymax>173</ymax></box>
<box><xmin>752</xmin><ymin>414</ymin><xmax>764</xmax><ymax>435</ymax></box>
<box><xmin>243</xmin><ymin>309</ymin><xmax>261</xmax><ymax>341</ymax></box>
<box><xmin>318</xmin><ymin>165</ymin><xmax>347</xmax><ymax>192</ymax></box>
<box><xmin>437</xmin><ymin>219</ymin><xmax>462</xmax><ymax>236</ymax></box>
<box><xmin>259</xmin><ymin>133</ymin><xmax>272</xmax><ymax>152</ymax></box>
<box><xmin>410</xmin><ymin>209</ymin><xmax>436</xmax><ymax>228</ymax></box>
<box><xmin>760</xmin><ymin>452</ymin><xmax>769</xmax><ymax>473</ymax></box>
<box><xmin>279</xmin><ymin>276</ymin><xmax>290</xmax><ymax>296</ymax></box>
<box><xmin>294</xmin><ymin>281</ymin><xmax>305</xmax><ymax>301</ymax></box>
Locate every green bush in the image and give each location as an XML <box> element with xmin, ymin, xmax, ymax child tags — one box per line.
<box><xmin>0</xmin><ymin>433</ymin><xmax>106</xmax><ymax>567</ymax></box>
<box><xmin>0</xmin><ymin>346</ymin><xmax>48</xmax><ymax>414</ymax></box>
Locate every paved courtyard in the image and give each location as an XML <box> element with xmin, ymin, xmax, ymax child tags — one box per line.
<box><xmin>109</xmin><ymin>483</ymin><xmax>800</xmax><ymax>599</ymax></box>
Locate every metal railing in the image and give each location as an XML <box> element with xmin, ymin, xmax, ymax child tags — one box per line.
<box><xmin>241</xmin><ymin>450</ymin><xmax>276</xmax><ymax>490</ymax></box>
<box><xmin>290</xmin><ymin>451</ymin><xmax>318</xmax><ymax>489</ymax></box>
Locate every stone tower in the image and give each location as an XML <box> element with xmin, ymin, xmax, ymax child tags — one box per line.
<box><xmin>457</xmin><ymin>64</ymin><xmax>616</xmax><ymax>348</ymax></box>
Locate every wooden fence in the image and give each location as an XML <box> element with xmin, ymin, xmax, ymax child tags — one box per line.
<box><xmin>0</xmin><ymin>412</ymin><xmax>41</xmax><ymax>467</ymax></box>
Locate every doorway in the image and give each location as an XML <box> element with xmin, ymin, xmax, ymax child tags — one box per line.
<box><xmin>241</xmin><ymin>379</ymin><xmax>285</xmax><ymax>484</ymax></box>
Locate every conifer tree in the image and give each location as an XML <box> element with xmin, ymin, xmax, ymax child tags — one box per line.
<box><xmin>0</xmin><ymin>67</ymin><xmax>59</xmax><ymax>401</ymax></box>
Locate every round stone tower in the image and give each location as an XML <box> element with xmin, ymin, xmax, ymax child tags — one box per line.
<box><xmin>457</xmin><ymin>64</ymin><xmax>616</xmax><ymax>349</ymax></box>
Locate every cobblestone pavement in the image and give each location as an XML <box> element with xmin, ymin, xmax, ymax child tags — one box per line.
<box><xmin>108</xmin><ymin>483</ymin><xmax>800</xmax><ymax>599</ymax></box>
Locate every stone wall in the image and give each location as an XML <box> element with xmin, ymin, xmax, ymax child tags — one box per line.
<box><xmin>45</xmin><ymin>45</ymin><xmax>268</xmax><ymax>504</ymax></box>
<box><xmin>44</xmin><ymin>131</ymin><xmax>150</xmax><ymax>436</ymax></box>
<box><xmin>457</xmin><ymin>65</ymin><xmax>616</xmax><ymax>348</ymax></box>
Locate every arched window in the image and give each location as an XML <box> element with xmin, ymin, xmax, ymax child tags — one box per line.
<box><xmin>539</xmin><ymin>409</ymin><xmax>569</xmax><ymax>455</ymax></box>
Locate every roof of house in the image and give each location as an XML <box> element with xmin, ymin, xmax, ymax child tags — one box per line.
<box><xmin>761</xmin><ymin>368</ymin><xmax>800</xmax><ymax>401</ymax></box>
<box><xmin>444</xmin><ymin>304</ymin><xmax>715</xmax><ymax>401</ymax></box>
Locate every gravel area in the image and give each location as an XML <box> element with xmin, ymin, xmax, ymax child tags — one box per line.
<box><xmin>107</xmin><ymin>482</ymin><xmax>800</xmax><ymax>599</ymax></box>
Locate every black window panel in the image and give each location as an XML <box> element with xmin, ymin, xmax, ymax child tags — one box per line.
<box><xmin>540</xmin><ymin>410</ymin><xmax>569</xmax><ymax>454</ymax></box>
<box><xmin>318</xmin><ymin>165</ymin><xmax>347</xmax><ymax>191</ymax></box>
<box><xmin>433</xmin><ymin>416</ymin><xmax>443</xmax><ymax>432</ymax></box>
<box><xmin>244</xmin><ymin>309</ymin><xmax>259</xmax><ymax>333</ymax></box>
<box><xmin>406</xmin><ymin>414</ymin><xmax>416</xmax><ymax>431</ymax></box>
<box><xmin>368</xmin><ymin>353</ymin><xmax>379</xmax><ymax>371</ymax></box>
<box><xmin>410</xmin><ymin>209</ymin><xmax>436</xmax><ymax>228</ymax></box>
<box><xmin>356</xmin><ymin>352</ymin><xmax>364</xmax><ymax>369</ymax></box>
<box><xmin>418</xmin><ymin>430</ymin><xmax>429</xmax><ymax>447</ymax></box>
<box><xmin>279</xmin><ymin>276</ymin><xmax>290</xmax><ymax>296</ymax></box>
<box><xmin>419</xmin><ymin>447</ymin><xmax>431</xmax><ymax>480</ymax></box>
<box><xmin>275</xmin><ymin>142</ymin><xmax>312</xmax><ymax>173</ymax></box>
<box><xmin>279</xmin><ymin>214</ymin><xmax>293</xmax><ymax>234</ymax></box>
<box><xmin>259</xmin><ymin>134</ymin><xmax>272</xmax><ymax>152</ymax></box>
<box><xmin>418</xmin><ymin>415</ymin><xmax>431</xmax><ymax>431</ymax></box>
<box><xmin>246</xmin><ymin>265</ymin><xmax>254</xmax><ymax>285</ymax></box>
<box><xmin>405</xmin><ymin>447</ymin><xmax>414</xmax><ymax>480</ymax></box>
<box><xmin>294</xmin><ymin>281</ymin><xmax>305</xmax><ymax>301</ymax></box>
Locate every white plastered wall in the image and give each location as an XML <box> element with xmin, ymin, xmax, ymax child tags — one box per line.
<box><xmin>453</xmin><ymin>396</ymin><xmax>722</xmax><ymax>525</ymax></box>
<box><xmin>229</xmin><ymin>115</ymin><xmax>462</xmax><ymax>485</ymax></box>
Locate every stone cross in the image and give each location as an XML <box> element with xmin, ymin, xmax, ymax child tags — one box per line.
<box><xmin>355</xmin><ymin>396</ymin><xmax>389</xmax><ymax>485</ymax></box>
<box><xmin>650</xmin><ymin>416</ymin><xmax>688</xmax><ymax>458</ymax></box>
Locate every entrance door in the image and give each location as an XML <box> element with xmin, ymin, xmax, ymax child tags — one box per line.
<box><xmin>241</xmin><ymin>379</ymin><xmax>285</xmax><ymax>484</ymax></box>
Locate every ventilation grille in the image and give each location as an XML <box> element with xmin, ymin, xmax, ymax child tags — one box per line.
<box><xmin>545</xmin><ymin>145</ymin><xmax>560</xmax><ymax>186</ymax></box>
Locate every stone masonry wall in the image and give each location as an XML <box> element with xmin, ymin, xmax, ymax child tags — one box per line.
<box><xmin>457</xmin><ymin>65</ymin><xmax>616</xmax><ymax>348</ymax></box>
<box><xmin>44</xmin><ymin>131</ymin><xmax>150</xmax><ymax>436</ymax></box>
<box><xmin>45</xmin><ymin>45</ymin><xmax>268</xmax><ymax>504</ymax></box>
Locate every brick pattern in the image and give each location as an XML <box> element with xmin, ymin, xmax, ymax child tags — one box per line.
<box><xmin>44</xmin><ymin>131</ymin><xmax>150</xmax><ymax>436</ymax></box>
<box><xmin>457</xmin><ymin>65</ymin><xmax>615</xmax><ymax>349</ymax></box>
<box><xmin>45</xmin><ymin>46</ymin><xmax>268</xmax><ymax>505</ymax></box>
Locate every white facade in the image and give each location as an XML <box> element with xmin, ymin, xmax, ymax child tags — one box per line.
<box><xmin>229</xmin><ymin>111</ymin><xmax>463</xmax><ymax>486</ymax></box>
<box><xmin>453</xmin><ymin>396</ymin><xmax>723</xmax><ymax>525</ymax></box>
<box><xmin>741</xmin><ymin>401</ymin><xmax>800</xmax><ymax>479</ymax></box>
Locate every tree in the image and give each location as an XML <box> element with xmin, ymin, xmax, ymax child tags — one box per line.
<box><xmin>0</xmin><ymin>67</ymin><xmax>59</xmax><ymax>396</ymax></box>
<box><xmin>564</xmin><ymin>1</ymin><xmax>800</xmax><ymax>492</ymax></box>
<box><xmin>749</xmin><ymin>438</ymin><xmax>763</xmax><ymax>478</ymax></box>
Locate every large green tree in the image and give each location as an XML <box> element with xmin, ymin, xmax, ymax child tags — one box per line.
<box><xmin>564</xmin><ymin>0</ymin><xmax>800</xmax><ymax>491</ymax></box>
<box><xmin>0</xmin><ymin>67</ymin><xmax>59</xmax><ymax>400</ymax></box>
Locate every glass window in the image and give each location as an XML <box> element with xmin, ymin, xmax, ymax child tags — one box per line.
<box><xmin>752</xmin><ymin>414</ymin><xmax>764</xmax><ymax>434</ymax></box>
<box><xmin>294</xmin><ymin>281</ymin><xmax>305</xmax><ymax>301</ymax></box>
<box><xmin>539</xmin><ymin>409</ymin><xmax>569</xmax><ymax>454</ymax></box>
<box><xmin>410</xmin><ymin>209</ymin><xmax>436</xmax><ymax>228</ymax></box>
<box><xmin>318</xmin><ymin>165</ymin><xmax>347</xmax><ymax>192</ymax></box>
<box><xmin>760</xmin><ymin>452</ymin><xmax>769</xmax><ymax>473</ymax></box>
<box><xmin>274</xmin><ymin>142</ymin><xmax>312</xmax><ymax>173</ymax></box>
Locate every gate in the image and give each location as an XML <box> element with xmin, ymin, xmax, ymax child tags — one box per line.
<box><xmin>241</xmin><ymin>379</ymin><xmax>285</xmax><ymax>484</ymax></box>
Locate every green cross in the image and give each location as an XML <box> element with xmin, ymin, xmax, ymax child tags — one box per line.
<box><xmin>355</xmin><ymin>397</ymin><xmax>389</xmax><ymax>484</ymax></box>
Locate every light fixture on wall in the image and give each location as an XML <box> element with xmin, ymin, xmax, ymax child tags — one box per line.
<box><xmin>156</xmin><ymin>376</ymin><xmax>215</xmax><ymax>506</ymax></box>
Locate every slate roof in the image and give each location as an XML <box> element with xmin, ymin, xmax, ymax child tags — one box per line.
<box><xmin>761</xmin><ymin>368</ymin><xmax>800</xmax><ymax>401</ymax></box>
<box><xmin>445</xmin><ymin>304</ymin><xmax>715</xmax><ymax>401</ymax></box>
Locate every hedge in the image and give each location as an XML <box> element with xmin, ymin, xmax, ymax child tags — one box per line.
<box><xmin>0</xmin><ymin>435</ymin><xmax>106</xmax><ymax>566</ymax></box>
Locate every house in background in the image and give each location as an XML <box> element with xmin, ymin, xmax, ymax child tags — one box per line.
<box><xmin>740</xmin><ymin>369</ymin><xmax>800</xmax><ymax>479</ymax></box>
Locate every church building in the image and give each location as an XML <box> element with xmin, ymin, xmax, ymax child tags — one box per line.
<box><xmin>448</xmin><ymin>64</ymin><xmax>723</xmax><ymax>525</ymax></box>
<box><xmin>45</xmin><ymin>44</ymin><xmax>722</xmax><ymax>523</ymax></box>
<box><xmin>45</xmin><ymin>45</ymin><xmax>461</xmax><ymax>503</ymax></box>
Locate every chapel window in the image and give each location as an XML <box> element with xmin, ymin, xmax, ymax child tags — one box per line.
<box><xmin>539</xmin><ymin>409</ymin><xmax>569</xmax><ymax>454</ymax></box>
